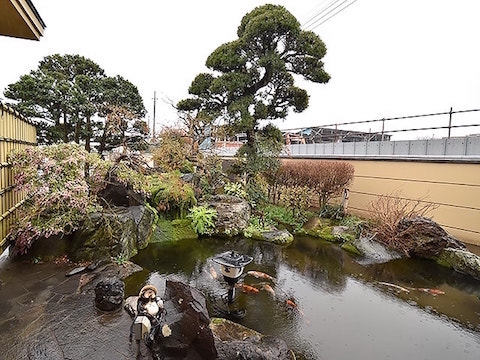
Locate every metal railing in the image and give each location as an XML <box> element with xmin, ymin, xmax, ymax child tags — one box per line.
<box><xmin>281</xmin><ymin>107</ymin><xmax>480</xmax><ymax>143</ymax></box>
<box><xmin>208</xmin><ymin>107</ymin><xmax>480</xmax><ymax>160</ymax></box>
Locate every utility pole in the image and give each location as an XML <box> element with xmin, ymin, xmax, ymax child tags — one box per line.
<box><xmin>152</xmin><ymin>91</ymin><xmax>158</xmax><ymax>138</ymax></box>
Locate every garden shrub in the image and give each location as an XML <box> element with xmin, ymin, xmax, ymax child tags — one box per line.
<box><xmin>246</xmin><ymin>175</ymin><xmax>268</xmax><ymax>210</ymax></box>
<box><xmin>229</xmin><ymin>123</ymin><xmax>283</xmax><ymax>184</ymax></box>
<box><xmin>8</xmin><ymin>144</ymin><xmax>109</xmax><ymax>254</ymax></box>
<box><xmin>103</xmin><ymin>154</ymin><xmax>151</xmax><ymax>194</ymax></box>
<box><xmin>224</xmin><ymin>182</ymin><xmax>247</xmax><ymax>199</ymax></box>
<box><xmin>367</xmin><ymin>190</ymin><xmax>438</xmax><ymax>253</ymax></box>
<box><xmin>274</xmin><ymin>159</ymin><xmax>354</xmax><ymax>210</ymax></box>
<box><xmin>152</xmin><ymin>128</ymin><xmax>194</xmax><ymax>173</ymax></box>
<box><xmin>279</xmin><ymin>185</ymin><xmax>312</xmax><ymax>222</ymax></box>
<box><xmin>196</xmin><ymin>153</ymin><xmax>226</xmax><ymax>198</ymax></box>
<box><xmin>243</xmin><ymin>215</ymin><xmax>274</xmax><ymax>239</ymax></box>
<box><xmin>263</xmin><ymin>203</ymin><xmax>313</xmax><ymax>230</ymax></box>
<box><xmin>148</xmin><ymin>171</ymin><xmax>196</xmax><ymax>217</ymax></box>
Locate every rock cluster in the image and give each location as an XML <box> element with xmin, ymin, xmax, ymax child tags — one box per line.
<box><xmin>148</xmin><ymin>280</ymin><xmax>217</xmax><ymax>359</ymax></box>
<box><xmin>125</xmin><ymin>280</ymin><xmax>294</xmax><ymax>359</ymax></box>
<box><xmin>437</xmin><ymin>248</ymin><xmax>480</xmax><ymax>280</ymax></box>
<box><xmin>205</xmin><ymin>194</ymin><xmax>250</xmax><ymax>236</ymax></box>
<box><xmin>395</xmin><ymin>217</ymin><xmax>466</xmax><ymax>258</ymax></box>
<box><xmin>211</xmin><ymin>318</ymin><xmax>293</xmax><ymax>360</ymax></box>
<box><xmin>70</xmin><ymin>205</ymin><xmax>156</xmax><ymax>261</ymax></box>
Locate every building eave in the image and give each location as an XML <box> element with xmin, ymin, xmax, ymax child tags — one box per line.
<box><xmin>0</xmin><ymin>0</ymin><xmax>46</xmax><ymax>40</ymax></box>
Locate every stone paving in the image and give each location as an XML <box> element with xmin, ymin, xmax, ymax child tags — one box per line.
<box><xmin>0</xmin><ymin>259</ymin><xmax>152</xmax><ymax>360</ymax></box>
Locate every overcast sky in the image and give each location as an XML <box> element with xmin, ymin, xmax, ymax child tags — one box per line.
<box><xmin>1</xmin><ymin>0</ymin><xmax>479</xmax><ymax>139</ymax></box>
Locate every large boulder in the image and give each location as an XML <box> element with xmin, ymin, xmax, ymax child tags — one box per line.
<box><xmin>249</xmin><ymin>228</ymin><xmax>294</xmax><ymax>246</ymax></box>
<box><xmin>69</xmin><ymin>205</ymin><xmax>156</xmax><ymax>262</ymax></box>
<box><xmin>395</xmin><ymin>217</ymin><xmax>466</xmax><ymax>259</ymax></box>
<box><xmin>350</xmin><ymin>236</ymin><xmax>403</xmax><ymax>264</ymax></box>
<box><xmin>97</xmin><ymin>173</ymin><xmax>146</xmax><ymax>207</ymax></box>
<box><xmin>204</xmin><ymin>195</ymin><xmax>250</xmax><ymax>236</ymax></box>
<box><xmin>210</xmin><ymin>318</ymin><xmax>293</xmax><ymax>360</ymax></box>
<box><xmin>148</xmin><ymin>280</ymin><xmax>217</xmax><ymax>359</ymax></box>
<box><xmin>437</xmin><ymin>248</ymin><xmax>480</xmax><ymax>280</ymax></box>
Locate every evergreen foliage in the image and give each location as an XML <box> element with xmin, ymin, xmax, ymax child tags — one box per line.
<box><xmin>4</xmin><ymin>54</ymin><xmax>146</xmax><ymax>152</ymax></box>
<box><xmin>178</xmin><ymin>5</ymin><xmax>329</xmax><ymax>179</ymax></box>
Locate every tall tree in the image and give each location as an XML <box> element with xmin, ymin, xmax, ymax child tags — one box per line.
<box><xmin>4</xmin><ymin>54</ymin><xmax>146</xmax><ymax>152</ymax></box>
<box><xmin>5</xmin><ymin>54</ymin><xmax>105</xmax><ymax>144</ymax></box>
<box><xmin>178</xmin><ymin>4</ymin><xmax>330</xmax><ymax>176</ymax></box>
<box><xmin>96</xmin><ymin>75</ymin><xmax>147</xmax><ymax>153</ymax></box>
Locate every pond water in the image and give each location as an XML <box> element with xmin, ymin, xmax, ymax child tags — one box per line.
<box><xmin>127</xmin><ymin>235</ymin><xmax>480</xmax><ymax>360</ymax></box>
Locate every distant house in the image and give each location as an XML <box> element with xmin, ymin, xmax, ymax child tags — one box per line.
<box><xmin>200</xmin><ymin>125</ymin><xmax>392</xmax><ymax>154</ymax></box>
<box><xmin>283</xmin><ymin>126</ymin><xmax>391</xmax><ymax>144</ymax></box>
<box><xmin>0</xmin><ymin>0</ymin><xmax>46</xmax><ymax>40</ymax></box>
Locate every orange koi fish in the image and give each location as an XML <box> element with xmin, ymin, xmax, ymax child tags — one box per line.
<box><xmin>236</xmin><ymin>283</ymin><xmax>260</xmax><ymax>294</ymax></box>
<box><xmin>286</xmin><ymin>298</ymin><xmax>309</xmax><ymax>324</ymax></box>
<box><xmin>414</xmin><ymin>288</ymin><xmax>445</xmax><ymax>296</ymax></box>
<box><xmin>261</xmin><ymin>284</ymin><xmax>275</xmax><ymax>296</ymax></box>
<box><xmin>246</xmin><ymin>270</ymin><xmax>275</xmax><ymax>282</ymax></box>
<box><xmin>286</xmin><ymin>299</ymin><xmax>297</xmax><ymax>308</ymax></box>
<box><xmin>209</xmin><ymin>266</ymin><xmax>218</xmax><ymax>279</ymax></box>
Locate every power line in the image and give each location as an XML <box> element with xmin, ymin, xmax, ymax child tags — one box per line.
<box><xmin>311</xmin><ymin>0</ymin><xmax>359</xmax><ymax>30</ymax></box>
<box><xmin>303</xmin><ymin>0</ymin><xmax>355</xmax><ymax>30</ymax></box>
<box><xmin>302</xmin><ymin>0</ymin><xmax>359</xmax><ymax>31</ymax></box>
<box><xmin>301</xmin><ymin>0</ymin><xmax>338</xmax><ymax>28</ymax></box>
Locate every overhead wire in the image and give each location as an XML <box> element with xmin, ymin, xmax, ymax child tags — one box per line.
<box><xmin>301</xmin><ymin>0</ymin><xmax>359</xmax><ymax>31</ymax></box>
<box><xmin>310</xmin><ymin>0</ymin><xmax>359</xmax><ymax>30</ymax></box>
<box><xmin>301</xmin><ymin>0</ymin><xmax>338</xmax><ymax>28</ymax></box>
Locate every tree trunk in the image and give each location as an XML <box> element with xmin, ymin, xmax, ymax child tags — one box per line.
<box><xmin>245</xmin><ymin>128</ymin><xmax>257</xmax><ymax>181</ymax></box>
<box><xmin>74</xmin><ymin>123</ymin><xmax>80</xmax><ymax>143</ymax></box>
<box><xmin>246</xmin><ymin>128</ymin><xmax>256</xmax><ymax>152</ymax></box>
<box><xmin>63</xmin><ymin>112</ymin><xmax>68</xmax><ymax>143</ymax></box>
<box><xmin>85</xmin><ymin>115</ymin><xmax>91</xmax><ymax>152</ymax></box>
<box><xmin>74</xmin><ymin>115</ymin><xmax>80</xmax><ymax>144</ymax></box>
<box><xmin>99</xmin><ymin>127</ymin><xmax>107</xmax><ymax>156</ymax></box>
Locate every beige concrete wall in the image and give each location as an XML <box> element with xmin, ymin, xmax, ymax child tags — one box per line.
<box><xmin>342</xmin><ymin>160</ymin><xmax>480</xmax><ymax>246</ymax></box>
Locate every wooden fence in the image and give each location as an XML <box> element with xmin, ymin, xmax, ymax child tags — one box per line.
<box><xmin>0</xmin><ymin>102</ymin><xmax>36</xmax><ymax>252</ymax></box>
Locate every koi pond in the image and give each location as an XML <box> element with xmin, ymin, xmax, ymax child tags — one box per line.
<box><xmin>126</xmin><ymin>235</ymin><xmax>480</xmax><ymax>360</ymax></box>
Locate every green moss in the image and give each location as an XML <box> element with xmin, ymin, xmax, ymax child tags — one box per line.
<box><xmin>210</xmin><ymin>318</ymin><xmax>225</xmax><ymax>325</ymax></box>
<box><xmin>341</xmin><ymin>241</ymin><xmax>362</xmax><ymax>255</ymax></box>
<box><xmin>245</xmin><ymin>228</ymin><xmax>263</xmax><ymax>240</ymax></box>
<box><xmin>436</xmin><ymin>251</ymin><xmax>454</xmax><ymax>269</ymax></box>
<box><xmin>318</xmin><ymin>226</ymin><xmax>337</xmax><ymax>242</ymax></box>
<box><xmin>151</xmin><ymin>218</ymin><xmax>198</xmax><ymax>243</ymax></box>
<box><xmin>336</xmin><ymin>232</ymin><xmax>356</xmax><ymax>243</ymax></box>
<box><xmin>298</xmin><ymin>225</ymin><xmax>337</xmax><ymax>242</ymax></box>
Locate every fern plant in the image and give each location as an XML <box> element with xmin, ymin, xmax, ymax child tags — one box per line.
<box><xmin>187</xmin><ymin>206</ymin><xmax>218</xmax><ymax>235</ymax></box>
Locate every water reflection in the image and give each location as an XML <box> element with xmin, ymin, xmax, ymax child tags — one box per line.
<box><xmin>279</xmin><ymin>235</ymin><xmax>348</xmax><ymax>292</ymax></box>
<box><xmin>128</xmin><ymin>235</ymin><xmax>480</xmax><ymax>360</ymax></box>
